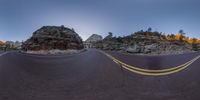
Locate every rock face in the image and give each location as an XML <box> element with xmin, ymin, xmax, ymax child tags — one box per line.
<box><xmin>126</xmin><ymin>44</ymin><xmax>141</xmax><ymax>53</ymax></box>
<box><xmin>22</xmin><ymin>26</ymin><xmax>84</xmax><ymax>50</ymax></box>
<box><xmin>96</xmin><ymin>31</ymin><xmax>196</xmax><ymax>55</ymax></box>
<box><xmin>84</xmin><ymin>34</ymin><xmax>102</xmax><ymax>48</ymax></box>
<box><xmin>85</xmin><ymin>34</ymin><xmax>102</xmax><ymax>43</ymax></box>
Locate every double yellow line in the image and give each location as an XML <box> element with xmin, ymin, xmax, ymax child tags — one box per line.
<box><xmin>101</xmin><ymin>51</ymin><xmax>200</xmax><ymax>76</ymax></box>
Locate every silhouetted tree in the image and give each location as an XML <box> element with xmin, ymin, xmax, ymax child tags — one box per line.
<box><xmin>103</xmin><ymin>32</ymin><xmax>113</xmax><ymax>40</ymax></box>
<box><xmin>116</xmin><ymin>36</ymin><xmax>123</xmax><ymax>43</ymax></box>
<box><xmin>170</xmin><ymin>34</ymin><xmax>176</xmax><ymax>40</ymax></box>
<box><xmin>71</xmin><ymin>28</ymin><xmax>75</xmax><ymax>32</ymax></box>
<box><xmin>179</xmin><ymin>29</ymin><xmax>185</xmax><ymax>35</ymax></box>
<box><xmin>61</xmin><ymin>25</ymin><xmax>65</xmax><ymax>30</ymax></box>
<box><xmin>179</xmin><ymin>29</ymin><xmax>183</xmax><ymax>33</ymax></box>
<box><xmin>108</xmin><ymin>32</ymin><xmax>113</xmax><ymax>36</ymax></box>
<box><xmin>147</xmin><ymin>27</ymin><xmax>152</xmax><ymax>32</ymax></box>
<box><xmin>139</xmin><ymin>30</ymin><xmax>144</xmax><ymax>32</ymax></box>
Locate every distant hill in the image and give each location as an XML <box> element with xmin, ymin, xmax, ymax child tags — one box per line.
<box><xmin>84</xmin><ymin>34</ymin><xmax>102</xmax><ymax>48</ymax></box>
<box><xmin>85</xmin><ymin>34</ymin><xmax>102</xmax><ymax>43</ymax></box>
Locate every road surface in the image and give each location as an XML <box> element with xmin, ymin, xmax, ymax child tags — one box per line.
<box><xmin>0</xmin><ymin>49</ymin><xmax>200</xmax><ymax>100</ymax></box>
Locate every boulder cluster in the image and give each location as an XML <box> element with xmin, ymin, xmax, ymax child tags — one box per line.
<box><xmin>22</xmin><ymin>26</ymin><xmax>84</xmax><ymax>51</ymax></box>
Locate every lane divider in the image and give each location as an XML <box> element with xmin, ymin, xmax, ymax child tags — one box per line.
<box><xmin>100</xmin><ymin>50</ymin><xmax>200</xmax><ymax>76</ymax></box>
<box><xmin>110</xmin><ymin>54</ymin><xmax>199</xmax><ymax>73</ymax></box>
<box><xmin>115</xmin><ymin>56</ymin><xmax>200</xmax><ymax>76</ymax></box>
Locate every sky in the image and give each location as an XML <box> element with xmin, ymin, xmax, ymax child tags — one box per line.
<box><xmin>0</xmin><ymin>0</ymin><xmax>200</xmax><ymax>41</ymax></box>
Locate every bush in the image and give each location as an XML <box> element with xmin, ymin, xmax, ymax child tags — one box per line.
<box><xmin>192</xmin><ymin>43</ymin><xmax>198</xmax><ymax>51</ymax></box>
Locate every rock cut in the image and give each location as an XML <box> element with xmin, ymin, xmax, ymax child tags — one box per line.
<box><xmin>22</xmin><ymin>25</ymin><xmax>84</xmax><ymax>50</ymax></box>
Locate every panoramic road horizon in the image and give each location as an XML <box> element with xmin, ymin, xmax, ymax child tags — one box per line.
<box><xmin>0</xmin><ymin>49</ymin><xmax>200</xmax><ymax>100</ymax></box>
<box><xmin>1</xmin><ymin>0</ymin><xmax>200</xmax><ymax>99</ymax></box>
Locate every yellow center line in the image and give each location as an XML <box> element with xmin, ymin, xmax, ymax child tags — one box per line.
<box><xmin>100</xmin><ymin>50</ymin><xmax>200</xmax><ymax>76</ymax></box>
<box><xmin>113</xmin><ymin>55</ymin><xmax>199</xmax><ymax>73</ymax></box>
<box><xmin>120</xmin><ymin>56</ymin><xmax>199</xmax><ymax>76</ymax></box>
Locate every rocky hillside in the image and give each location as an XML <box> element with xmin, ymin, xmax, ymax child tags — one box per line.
<box><xmin>95</xmin><ymin>31</ymin><xmax>199</xmax><ymax>55</ymax></box>
<box><xmin>22</xmin><ymin>25</ymin><xmax>84</xmax><ymax>51</ymax></box>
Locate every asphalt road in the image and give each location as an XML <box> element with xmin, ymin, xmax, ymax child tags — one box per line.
<box><xmin>0</xmin><ymin>49</ymin><xmax>200</xmax><ymax>100</ymax></box>
<box><xmin>0</xmin><ymin>51</ymin><xmax>4</xmax><ymax>54</ymax></box>
<box><xmin>106</xmin><ymin>51</ymin><xmax>200</xmax><ymax>70</ymax></box>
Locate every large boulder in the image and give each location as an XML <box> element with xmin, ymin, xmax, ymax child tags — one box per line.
<box><xmin>22</xmin><ymin>26</ymin><xmax>84</xmax><ymax>50</ymax></box>
<box><xmin>144</xmin><ymin>43</ymin><xmax>158</xmax><ymax>54</ymax></box>
<box><xmin>126</xmin><ymin>44</ymin><xmax>141</xmax><ymax>53</ymax></box>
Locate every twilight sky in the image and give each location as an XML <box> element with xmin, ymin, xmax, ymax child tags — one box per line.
<box><xmin>0</xmin><ymin>0</ymin><xmax>200</xmax><ymax>41</ymax></box>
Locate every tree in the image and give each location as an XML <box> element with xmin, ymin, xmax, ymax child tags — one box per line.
<box><xmin>116</xmin><ymin>36</ymin><xmax>123</xmax><ymax>43</ymax></box>
<box><xmin>188</xmin><ymin>38</ymin><xmax>198</xmax><ymax>44</ymax></box>
<box><xmin>108</xmin><ymin>32</ymin><xmax>113</xmax><ymax>36</ymax></box>
<box><xmin>104</xmin><ymin>32</ymin><xmax>113</xmax><ymax>40</ymax></box>
<box><xmin>179</xmin><ymin>29</ymin><xmax>185</xmax><ymax>35</ymax></box>
<box><xmin>169</xmin><ymin>34</ymin><xmax>176</xmax><ymax>40</ymax></box>
<box><xmin>61</xmin><ymin>25</ymin><xmax>65</xmax><ymax>30</ymax></box>
<box><xmin>71</xmin><ymin>28</ymin><xmax>75</xmax><ymax>32</ymax></box>
<box><xmin>192</xmin><ymin>43</ymin><xmax>198</xmax><ymax>51</ymax></box>
<box><xmin>139</xmin><ymin>30</ymin><xmax>144</xmax><ymax>32</ymax></box>
<box><xmin>175</xmin><ymin>34</ymin><xmax>184</xmax><ymax>41</ymax></box>
<box><xmin>147</xmin><ymin>27</ymin><xmax>152</xmax><ymax>32</ymax></box>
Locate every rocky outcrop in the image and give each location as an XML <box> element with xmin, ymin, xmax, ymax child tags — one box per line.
<box><xmin>85</xmin><ymin>34</ymin><xmax>102</xmax><ymax>43</ymax></box>
<box><xmin>125</xmin><ymin>44</ymin><xmax>141</xmax><ymax>53</ymax></box>
<box><xmin>22</xmin><ymin>26</ymin><xmax>84</xmax><ymax>50</ymax></box>
<box><xmin>84</xmin><ymin>34</ymin><xmax>102</xmax><ymax>48</ymax></box>
<box><xmin>143</xmin><ymin>44</ymin><xmax>158</xmax><ymax>53</ymax></box>
<box><xmin>97</xmin><ymin>31</ymin><xmax>196</xmax><ymax>55</ymax></box>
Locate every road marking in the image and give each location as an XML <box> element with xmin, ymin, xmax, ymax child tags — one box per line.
<box><xmin>102</xmin><ymin>51</ymin><xmax>199</xmax><ymax>73</ymax></box>
<box><xmin>120</xmin><ymin>56</ymin><xmax>200</xmax><ymax>76</ymax></box>
<box><xmin>112</xmin><ymin>55</ymin><xmax>199</xmax><ymax>73</ymax></box>
<box><xmin>100</xmin><ymin>50</ymin><xmax>200</xmax><ymax>76</ymax></box>
<box><xmin>0</xmin><ymin>52</ymin><xmax>8</xmax><ymax>56</ymax></box>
